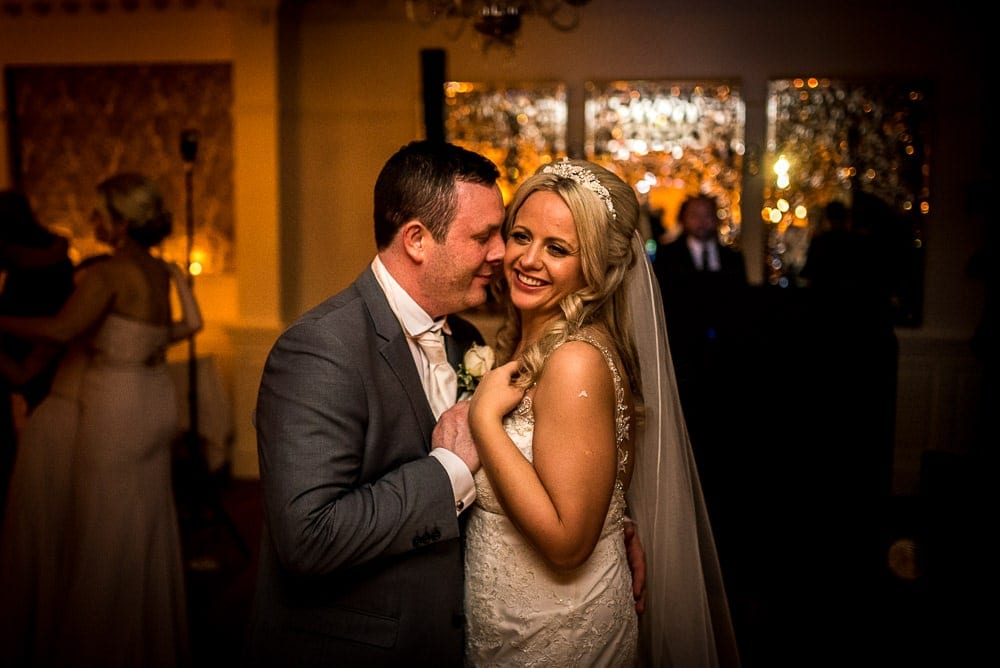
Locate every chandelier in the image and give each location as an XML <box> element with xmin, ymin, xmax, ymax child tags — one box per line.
<box><xmin>405</xmin><ymin>1</ymin><xmax>593</xmax><ymax>50</ymax></box>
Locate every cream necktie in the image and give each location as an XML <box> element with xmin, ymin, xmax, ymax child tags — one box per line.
<box><xmin>412</xmin><ymin>327</ymin><xmax>458</xmax><ymax>419</ymax></box>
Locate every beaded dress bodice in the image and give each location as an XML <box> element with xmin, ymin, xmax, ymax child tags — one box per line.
<box><xmin>464</xmin><ymin>335</ymin><xmax>638</xmax><ymax>667</ymax></box>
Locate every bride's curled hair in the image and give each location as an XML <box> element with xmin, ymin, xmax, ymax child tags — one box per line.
<box><xmin>493</xmin><ymin>159</ymin><xmax>642</xmax><ymax>399</ymax></box>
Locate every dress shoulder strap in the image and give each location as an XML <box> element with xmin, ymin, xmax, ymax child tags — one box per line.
<box><xmin>564</xmin><ymin>333</ymin><xmax>631</xmax><ymax>489</ymax></box>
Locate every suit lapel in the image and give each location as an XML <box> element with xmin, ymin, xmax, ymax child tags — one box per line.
<box><xmin>356</xmin><ymin>268</ymin><xmax>437</xmax><ymax>442</ymax></box>
<box><xmin>445</xmin><ymin>330</ymin><xmax>464</xmax><ymax>370</ymax></box>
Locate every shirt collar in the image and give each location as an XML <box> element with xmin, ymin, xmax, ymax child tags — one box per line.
<box><xmin>371</xmin><ymin>256</ymin><xmax>448</xmax><ymax>337</ymax></box>
<box><xmin>686</xmin><ymin>236</ymin><xmax>708</xmax><ymax>255</ymax></box>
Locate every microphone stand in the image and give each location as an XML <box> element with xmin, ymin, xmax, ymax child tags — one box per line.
<box><xmin>176</xmin><ymin>129</ymin><xmax>249</xmax><ymax>563</ymax></box>
<box><xmin>182</xmin><ymin>137</ymin><xmax>199</xmax><ymax>460</ymax></box>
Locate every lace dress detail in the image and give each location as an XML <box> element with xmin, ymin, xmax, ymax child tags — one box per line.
<box><xmin>465</xmin><ymin>335</ymin><xmax>638</xmax><ymax>667</ymax></box>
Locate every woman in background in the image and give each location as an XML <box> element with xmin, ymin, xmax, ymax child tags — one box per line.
<box><xmin>0</xmin><ymin>172</ymin><xmax>202</xmax><ymax>668</ymax></box>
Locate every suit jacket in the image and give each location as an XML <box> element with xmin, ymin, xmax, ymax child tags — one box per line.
<box><xmin>652</xmin><ymin>234</ymin><xmax>748</xmax><ymax>383</ymax></box>
<box><xmin>247</xmin><ymin>266</ymin><xmax>483</xmax><ymax>667</ymax></box>
<box><xmin>652</xmin><ymin>234</ymin><xmax>747</xmax><ymax>289</ymax></box>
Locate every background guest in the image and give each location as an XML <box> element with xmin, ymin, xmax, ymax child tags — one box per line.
<box><xmin>652</xmin><ymin>194</ymin><xmax>749</xmax><ymax>384</ymax></box>
<box><xmin>0</xmin><ymin>189</ymin><xmax>75</xmax><ymax>517</ymax></box>
<box><xmin>649</xmin><ymin>192</ymin><xmax>754</xmax><ymax>636</ymax></box>
<box><xmin>800</xmin><ymin>199</ymin><xmax>870</xmax><ymax>292</ymax></box>
<box><xmin>651</xmin><ymin>193</ymin><xmax>749</xmax><ymax>501</ymax></box>
<box><xmin>773</xmin><ymin>190</ymin><xmax>901</xmax><ymax>658</ymax></box>
<box><xmin>0</xmin><ymin>172</ymin><xmax>202</xmax><ymax>668</ymax></box>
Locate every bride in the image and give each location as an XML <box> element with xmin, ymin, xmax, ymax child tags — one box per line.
<box><xmin>464</xmin><ymin>159</ymin><xmax>740</xmax><ymax>667</ymax></box>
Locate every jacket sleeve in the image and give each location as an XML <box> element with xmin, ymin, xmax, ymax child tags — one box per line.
<box><xmin>254</xmin><ymin>313</ymin><xmax>462</xmax><ymax>577</ymax></box>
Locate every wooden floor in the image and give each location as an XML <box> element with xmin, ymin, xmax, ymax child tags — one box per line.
<box><xmin>178</xmin><ymin>476</ymin><xmax>262</xmax><ymax>668</ymax></box>
<box><xmin>183</xmin><ymin>466</ymin><xmax>988</xmax><ymax>667</ymax></box>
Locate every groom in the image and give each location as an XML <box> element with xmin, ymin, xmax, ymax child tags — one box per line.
<box><xmin>248</xmin><ymin>141</ymin><xmax>646</xmax><ymax>666</ymax></box>
<box><xmin>247</xmin><ymin>140</ymin><xmax>505</xmax><ymax>666</ymax></box>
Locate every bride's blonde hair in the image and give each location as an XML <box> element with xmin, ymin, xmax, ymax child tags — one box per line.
<box><xmin>493</xmin><ymin>159</ymin><xmax>642</xmax><ymax>398</ymax></box>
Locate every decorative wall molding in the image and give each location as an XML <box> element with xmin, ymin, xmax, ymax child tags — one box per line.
<box><xmin>893</xmin><ymin>333</ymin><xmax>983</xmax><ymax>495</ymax></box>
<box><xmin>0</xmin><ymin>0</ymin><xmax>227</xmax><ymax>16</ymax></box>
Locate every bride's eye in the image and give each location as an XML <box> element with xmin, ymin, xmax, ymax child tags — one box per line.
<box><xmin>510</xmin><ymin>231</ymin><xmax>530</xmax><ymax>244</ymax></box>
<box><xmin>547</xmin><ymin>243</ymin><xmax>571</xmax><ymax>257</ymax></box>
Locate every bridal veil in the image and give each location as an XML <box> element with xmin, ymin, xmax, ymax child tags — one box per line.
<box><xmin>625</xmin><ymin>231</ymin><xmax>741</xmax><ymax>667</ymax></box>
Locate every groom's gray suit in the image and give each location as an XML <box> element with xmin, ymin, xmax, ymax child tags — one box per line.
<box><xmin>247</xmin><ymin>266</ymin><xmax>482</xmax><ymax>667</ymax></box>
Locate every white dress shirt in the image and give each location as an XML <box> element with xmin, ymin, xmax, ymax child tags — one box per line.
<box><xmin>371</xmin><ymin>257</ymin><xmax>475</xmax><ymax>515</ymax></box>
<box><xmin>686</xmin><ymin>237</ymin><xmax>720</xmax><ymax>272</ymax></box>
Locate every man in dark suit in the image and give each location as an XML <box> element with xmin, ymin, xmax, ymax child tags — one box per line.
<box><xmin>651</xmin><ymin>193</ymin><xmax>749</xmax><ymax>589</ymax></box>
<box><xmin>652</xmin><ymin>194</ymin><xmax>748</xmax><ymax>388</ymax></box>
<box><xmin>247</xmin><ymin>141</ymin><xmax>505</xmax><ymax>666</ymax></box>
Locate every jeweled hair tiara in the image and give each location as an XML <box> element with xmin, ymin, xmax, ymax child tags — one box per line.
<box><xmin>542</xmin><ymin>158</ymin><xmax>617</xmax><ymax>220</ymax></box>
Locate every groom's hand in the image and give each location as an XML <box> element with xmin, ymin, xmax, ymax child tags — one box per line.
<box><xmin>432</xmin><ymin>401</ymin><xmax>480</xmax><ymax>473</ymax></box>
<box><xmin>624</xmin><ymin>520</ymin><xmax>647</xmax><ymax>615</ymax></box>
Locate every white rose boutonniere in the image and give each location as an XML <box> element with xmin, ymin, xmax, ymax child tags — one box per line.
<box><xmin>457</xmin><ymin>343</ymin><xmax>495</xmax><ymax>399</ymax></box>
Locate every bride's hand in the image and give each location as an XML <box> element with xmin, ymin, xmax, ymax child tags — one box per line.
<box><xmin>468</xmin><ymin>360</ymin><xmax>523</xmax><ymax>423</ymax></box>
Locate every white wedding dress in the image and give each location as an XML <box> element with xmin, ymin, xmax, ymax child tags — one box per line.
<box><xmin>464</xmin><ymin>336</ymin><xmax>638</xmax><ymax>667</ymax></box>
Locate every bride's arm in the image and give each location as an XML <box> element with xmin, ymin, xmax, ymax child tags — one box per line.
<box><xmin>165</xmin><ymin>262</ymin><xmax>203</xmax><ymax>342</ymax></box>
<box><xmin>469</xmin><ymin>341</ymin><xmax>618</xmax><ymax>572</ymax></box>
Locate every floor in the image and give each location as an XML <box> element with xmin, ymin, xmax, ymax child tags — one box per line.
<box><xmin>178</xmin><ymin>475</ymin><xmax>262</xmax><ymax>668</ymax></box>
<box><xmin>182</xmin><ymin>462</ymin><xmax>990</xmax><ymax>667</ymax></box>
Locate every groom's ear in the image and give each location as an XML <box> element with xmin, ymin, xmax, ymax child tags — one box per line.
<box><xmin>401</xmin><ymin>220</ymin><xmax>429</xmax><ymax>262</ymax></box>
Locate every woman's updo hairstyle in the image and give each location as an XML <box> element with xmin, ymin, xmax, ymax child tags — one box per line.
<box><xmin>97</xmin><ymin>172</ymin><xmax>173</xmax><ymax>247</ymax></box>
